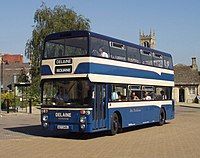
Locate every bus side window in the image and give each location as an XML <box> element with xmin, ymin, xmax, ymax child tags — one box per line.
<box><xmin>153</xmin><ymin>53</ymin><xmax>163</xmax><ymax>67</ymax></box>
<box><xmin>128</xmin><ymin>85</ymin><xmax>142</xmax><ymax>101</ymax></box>
<box><xmin>142</xmin><ymin>86</ymin><xmax>155</xmax><ymax>100</ymax></box>
<box><xmin>163</xmin><ymin>56</ymin><xmax>173</xmax><ymax>69</ymax></box>
<box><xmin>111</xmin><ymin>84</ymin><xmax>127</xmax><ymax>101</ymax></box>
<box><xmin>127</xmin><ymin>46</ymin><xmax>141</xmax><ymax>63</ymax></box>
<box><xmin>140</xmin><ymin>50</ymin><xmax>153</xmax><ymax>66</ymax></box>
<box><xmin>110</xmin><ymin>42</ymin><xmax>126</xmax><ymax>61</ymax></box>
<box><xmin>155</xmin><ymin>87</ymin><xmax>170</xmax><ymax>100</ymax></box>
<box><xmin>90</xmin><ymin>37</ymin><xmax>110</xmax><ymax>58</ymax></box>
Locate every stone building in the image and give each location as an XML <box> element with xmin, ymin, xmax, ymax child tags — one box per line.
<box><xmin>0</xmin><ymin>53</ymin><xmax>30</xmax><ymax>91</ymax></box>
<box><xmin>173</xmin><ymin>57</ymin><xmax>200</xmax><ymax>103</ymax></box>
<box><xmin>2</xmin><ymin>54</ymin><xmax>23</xmax><ymax>64</ymax></box>
<box><xmin>139</xmin><ymin>30</ymin><xmax>156</xmax><ymax>49</ymax></box>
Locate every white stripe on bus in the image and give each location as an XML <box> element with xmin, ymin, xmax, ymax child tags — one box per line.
<box><xmin>41</xmin><ymin>108</ymin><xmax>93</xmax><ymax>111</ymax></box>
<box><xmin>42</xmin><ymin>57</ymin><xmax>174</xmax><ymax>75</ymax></box>
<box><xmin>41</xmin><ymin>74</ymin><xmax>87</xmax><ymax>79</ymax></box>
<box><xmin>108</xmin><ymin>100</ymin><xmax>172</xmax><ymax>109</ymax></box>
<box><xmin>88</xmin><ymin>74</ymin><xmax>174</xmax><ymax>86</ymax></box>
<box><xmin>41</xmin><ymin>73</ymin><xmax>174</xmax><ymax>86</ymax></box>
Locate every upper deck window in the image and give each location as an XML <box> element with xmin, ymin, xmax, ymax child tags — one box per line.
<box><xmin>44</xmin><ymin>37</ymin><xmax>88</xmax><ymax>59</ymax></box>
<box><xmin>90</xmin><ymin>37</ymin><xmax>109</xmax><ymax>58</ymax></box>
<box><xmin>140</xmin><ymin>50</ymin><xmax>153</xmax><ymax>66</ymax></box>
<box><xmin>163</xmin><ymin>56</ymin><xmax>173</xmax><ymax>69</ymax></box>
<box><xmin>110</xmin><ymin>42</ymin><xmax>126</xmax><ymax>61</ymax></box>
<box><xmin>127</xmin><ymin>47</ymin><xmax>141</xmax><ymax>63</ymax></box>
<box><xmin>153</xmin><ymin>53</ymin><xmax>163</xmax><ymax>67</ymax></box>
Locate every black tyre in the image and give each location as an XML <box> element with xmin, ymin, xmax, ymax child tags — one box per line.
<box><xmin>110</xmin><ymin>113</ymin><xmax>120</xmax><ymax>135</ymax></box>
<box><xmin>158</xmin><ymin>108</ymin><xmax>166</xmax><ymax>126</ymax></box>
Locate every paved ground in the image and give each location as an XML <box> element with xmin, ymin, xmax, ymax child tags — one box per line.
<box><xmin>0</xmin><ymin>105</ymin><xmax>200</xmax><ymax>158</ymax></box>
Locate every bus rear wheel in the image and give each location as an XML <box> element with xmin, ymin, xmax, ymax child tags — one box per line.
<box><xmin>158</xmin><ymin>108</ymin><xmax>166</xmax><ymax>126</ymax></box>
<box><xmin>111</xmin><ymin>113</ymin><xmax>120</xmax><ymax>135</ymax></box>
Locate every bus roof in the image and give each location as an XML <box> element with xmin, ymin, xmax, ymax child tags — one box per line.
<box><xmin>45</xmin><ymin>30</ymin><xmax>172</xmax><ymax>58</ymax></box>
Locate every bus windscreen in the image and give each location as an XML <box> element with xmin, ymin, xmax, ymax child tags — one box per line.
<box><xmin>44</xmin><ymin>37</ymin><xmax>88</xmax><ymax>59</ymax></box>
<box><xmin>42</xmin><ymin>79</ymin><xmax>93</xmax><ymax>107</ymax></box>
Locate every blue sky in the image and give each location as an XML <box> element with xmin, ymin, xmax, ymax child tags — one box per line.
<box><xmin>0</xmin><ymin>0</ymin><xmax>200</xmax><ymax>66</ymax></box>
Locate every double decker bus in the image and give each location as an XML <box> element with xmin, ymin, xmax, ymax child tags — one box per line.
<box><xmin>41</xmin><ymin>30</ymin><xmax>174</xmax><ymax>135</ymax></box>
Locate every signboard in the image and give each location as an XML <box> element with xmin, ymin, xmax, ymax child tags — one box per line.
<box><xmin>55</xmin><ymin>66</ymin><xmax>72</xmax><ymax>73</ymax></box>
<box><xmin>55</xmin><ymin>59</ymin><xmax>72</xmax><ymax>65</ymax></box>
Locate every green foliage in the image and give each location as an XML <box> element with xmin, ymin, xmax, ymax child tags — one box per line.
<box><xmin>1</xmin><ymin>91</ymin><xmax>14</xmax><ymax>100</ymax></box>
<box><xmin>1</xmin><ymin>91</ymin><xmax>15</xmax><ymax>108</ymax></box>
<box><xmin>18</xmin><ymin>68</ymin><xmax>29</xmax><ymax>83</ymax></box>
<box><xmin>25</xmin><ymin>3</ymin><xmax>91</xmax><ymax>99</ymax></box>
<box><xmin>27</xmin><ymin>76</ymin><xmax>41</xmax><ymax>101</ymax></box>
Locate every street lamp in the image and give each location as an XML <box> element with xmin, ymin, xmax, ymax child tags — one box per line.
<box><xmin>0</xmin><ymin>53</ymin><xmax>2</xmax><ymax>114</ymax></box>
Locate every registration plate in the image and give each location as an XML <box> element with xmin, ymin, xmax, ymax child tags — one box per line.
<box><xmin>57</xmin><ymin>125</ymin><xmax>69</xmax><ymax>130</ymax></box>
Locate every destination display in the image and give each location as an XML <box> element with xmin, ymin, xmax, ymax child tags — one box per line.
<box><xmin>55</xmin><ymin>58</ymin><xmax>72</xmax><ymax>65</ymax></box>
<box><xmin>55</xmin><ymin>66</ymin><xmax>72</xmax><ymax>73</ymax></box>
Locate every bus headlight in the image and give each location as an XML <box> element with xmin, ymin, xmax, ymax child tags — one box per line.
<box><xmin>80</xmin><ymin>124</ymin><xmax>86</xmax><ymax>129</ymax></box>
<box><xmin>42</xmin><ymin>115</ymin><xmax>48</xmax><ymax>122</ymax></box>
<box><xmin>43</xmin><ymin>122</ymin><xmax>48</xmax><ymax>128</ymax></box>
<box><xmin>80</xmin><ymin>116</ymin><xmax>86</xmax><ymax>123</ymax></box>
<box><xmin>85</xmin><ymin>110</ymin><xmax>91</xmax><ymax>115</ymax></box>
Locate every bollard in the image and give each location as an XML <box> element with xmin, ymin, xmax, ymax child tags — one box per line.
<box><xmin>29</xmin><ymin>99</ymin><xmax>32</xmax><ymax>114</ymax></box>
<box><xmin>6</xmin><ymin>99</ymin><xmax>9</xmax><ymax>113</ymax></box>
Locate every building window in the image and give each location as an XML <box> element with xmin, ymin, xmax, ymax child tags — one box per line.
<box><xmin>189</xmin><ymin>86</ymin><xmax>195</xmax><ymax>95</ymax></box>
<box><xmin>144</xmin><ymin>41</ymin><xmax>150</xmax><ymax>47</ymax></box>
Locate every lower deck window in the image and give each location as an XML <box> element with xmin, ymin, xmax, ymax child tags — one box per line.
<box><xmin>111</xmin><ymin>84</ymin><xmax>127</xmax><ymax>101</ymax></box>
<box><xmin>110</xmin><ymin>84</ymin><xmax>172</xmax><ymax>102</ymax></box>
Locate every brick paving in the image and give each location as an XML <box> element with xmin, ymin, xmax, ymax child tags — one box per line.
<box><xmin>0</xmin><ymin>106</ymin><xmax>200</xmax><ymax>158</ymax></box>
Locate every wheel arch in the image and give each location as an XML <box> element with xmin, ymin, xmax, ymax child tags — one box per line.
<box><xmin>161</xmin><ymin>106</ymin><xmax>166</xmax><ymax>115</ymax></box>
<box><xmin>160</xmin><ymin>106</ymin><xmax>167</xmax><ymax>120</ymax></box>
<box><xmin>158</xmin><ymin>106</ymin><xmax>167</xmax><ymax>126</ymax></box>
<box><xmin>112</xmin><ymin>110</ymin><xmax>122</xmax><ymax>128</ymax></box>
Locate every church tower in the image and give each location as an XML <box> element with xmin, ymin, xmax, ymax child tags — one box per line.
<box><xmin>139</xmin><ymin>29</ymin><xmax>156</xmax><ymax>49</ymax></box>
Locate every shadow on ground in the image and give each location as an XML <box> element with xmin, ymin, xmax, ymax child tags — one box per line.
<box><xmin>5</xmin><ymin>125</ymin><xmax>109</xmax><ymax>140</ymax></box>
<box><xmin>4</xmin><ymin>122</ymin><xmax>164</xmax><ymax>140</ymax></box>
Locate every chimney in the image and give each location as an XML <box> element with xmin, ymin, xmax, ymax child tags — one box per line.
<box><xmin>191</xmin><ymin>57</ymin><xmax>198</xmax><ymax>70</ymax></box>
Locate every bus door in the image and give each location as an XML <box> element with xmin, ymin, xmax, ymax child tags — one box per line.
<box><xmin>93</xmin><ymin>84</ymin><xmax>107</xmax><ymax>130</ymax></box>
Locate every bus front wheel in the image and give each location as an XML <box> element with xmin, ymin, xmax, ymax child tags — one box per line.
<box><xmin>110</xmin><ymin>113</ymin><xmax>120</xmax><ymax>135</ymax></box>
<box><xmin>158</xmin><ymin>108</ymin><xmax>166</xmax><ymax>126</ymax></box>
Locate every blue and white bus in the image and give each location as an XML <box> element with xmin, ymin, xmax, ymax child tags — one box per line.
<box><xmin>41</xmin><ymin>31</ymin><xmax>174</xmax><ymax>135</ymax></box>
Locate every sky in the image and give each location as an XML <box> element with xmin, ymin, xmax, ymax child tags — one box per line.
<box><xmin>0</xmin><ymin>0</ymin><xmax>200</xmax><ymax>66</ymax></box>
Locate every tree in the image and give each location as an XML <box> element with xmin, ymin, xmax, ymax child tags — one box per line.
<box><xmin>25</xmin><ymin>3</ymin><xmax>91</xmax><ymax>100</ymax></box>
<box><xmin>18</xmin><ymin>68</ymin><xmax>29</xmax><ymax>83</ymax></box>
<box><xmin>1</xmin><ymin>91</ymin><xmax>15</xmax><ymax>108</ymax></box>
